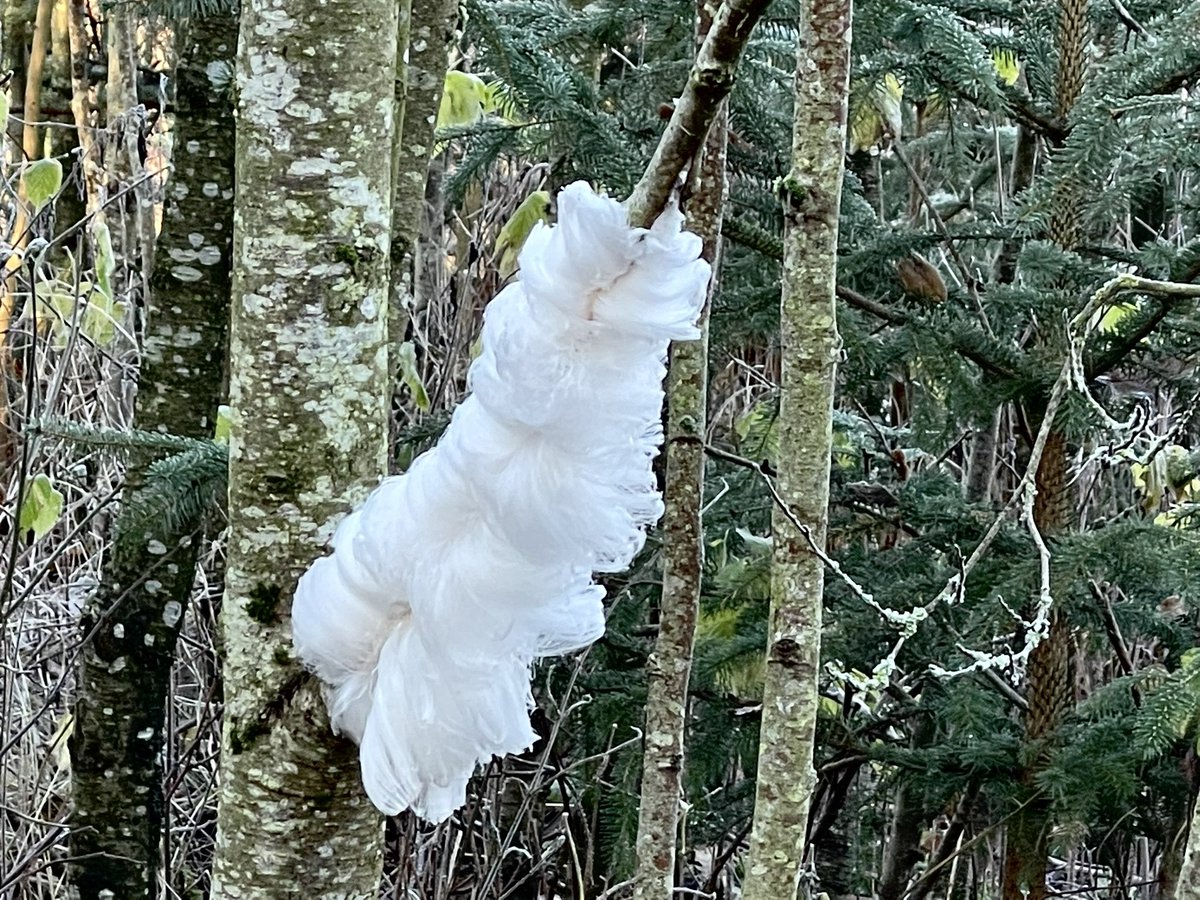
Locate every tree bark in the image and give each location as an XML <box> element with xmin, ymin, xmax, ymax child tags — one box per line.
<box><xmin>207</xmin><ymin>0</ymin><xmax>397</xmax><ymax>894</ymax></box>
<box><xmin>1000</xmin><ymin>0</ymin><xmax>1087</xmax><ymax>896</ymax></box>
<box><xmin>389</xmin><ymin>0</ymin><xmax>458</xmax><ymax>352</ymax></box>
<box><xmin>740</xmin><ymin>0</ymin><xmax>851</xmax><ymax>896</ymax></box>
<box><xmin>631</xmin><ymin>5</ymin><xmax>727</xmax><ymax>895</ymax></box>
<box><xmin>625</xmin><ymin>0</ymin><xmax>770</xmax><ymax>228</ymax></box>
<box><xmin>1174</xmin><ymin>783</ymin><xmax>1200</xmax><ymax>900</ymax></box>
<box><xmin>65</xmin><ymin>0</ymin><xmax>101</xmax><ymax>213</ymax></box>
<box><xmin>68</xmin><ymin>13</ymin><xmax>236</xmax><ymax>897</ymax></box>
<box><xmin>21</xmin><ymin>0</ymin><xmax>53</xmax><ymax>160</ymax></box>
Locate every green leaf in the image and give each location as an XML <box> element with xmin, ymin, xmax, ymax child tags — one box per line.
<box><xmin>85</xmin><ymin>292</ymin><xmax>127</xmax><ymax>346</ymax></box>
<box><xmin>495</xmin><ymin>190</ymin><xmax>551</xmax><ymax>278</ymax></box>
<box><xmin>396</xmin><ymin>341</ymin><xmax>430</xmax><ymax>412</ymax></box>
<box><xmin>436</xmin><ymin>71</ymin><xmax>487</xmax><ymax>129</ymax></box>
<box><xmin>22</xmin><ymin>158</ymin><xmax>63</xmax><ymax>211</ymax></box>
<box><xmin>19</xmin><ymin>474</ymin><xmax>65</xmax><ymax>540</ymax></box>
<box><xmin>214</xmin><ymin>405</ymin><xmax>233</xmax><ymax>443</ymax></box>
<box><xmin>733</xmin><ymin>400</ymin><xmax>779</xmax><ymax>467</ymax></box>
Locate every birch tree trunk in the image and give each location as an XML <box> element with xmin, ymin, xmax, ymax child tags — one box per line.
<box><xmin>740</xmin><ymin>0</ymin><xmax>852</xmax><ymax>896</ymax></box>
<box><xmin>68</xmin><ymin>12</ymin><xmax>237</xmax><ymax>898</ymax></box>
<box><xmin>208</xmin><ymin>0</ymin><xmax>397</xmax><ymax>894</ymax></box>
<box><xmin>631</xmin><ymin>5</ymin><xmax>727</xmax><ymax>896</ymax></box>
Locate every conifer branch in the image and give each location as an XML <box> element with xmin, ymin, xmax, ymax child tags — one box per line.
<box><xmin>720</xmin><ymin>216</ymin><xmax>1023</xmax><ymax>381</ymax></box>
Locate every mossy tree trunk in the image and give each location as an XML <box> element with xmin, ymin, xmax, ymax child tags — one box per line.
<box><xmin>739</xmin><ymin>0</ymin><xmax>851</xmax><ymax>896</ymax></box>
<box><xmin>207</xmin><ymin>0</ymin><xmax>398</xmax><ymax>894</ymax></box>
<box><xmin>631</xmin><ymin>6</ymin><xmax>728</xmax><ymax>899</ymax></box>
<box><xmin>68</xmin><ymin>12</ymin><xmax>237</xmax><ymax>899</ymax></box>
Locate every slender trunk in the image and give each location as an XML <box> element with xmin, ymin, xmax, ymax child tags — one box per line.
<box><xmin>1000</xmin><ymin>0</ymin><xmax>1087</xmax><ymax>894</ymax></box>
<box><xmin>877</xmin><ymin>779</ymin><xmax>926</xmax><ymax>900</ymax></box>
<box><xmin>207</xmin><ymin>0</ymin><xmax>397</xmax><ymax>893</ymax></box>
<box><xmin>68</xmin><ymin>14</ymin><xmax>236</xmax><ymax>896</ymax></box>
<box><xmin>21</xmin><ymin>0</ymin><xmax>52</xmax><ymax>160</ymax></box>
<box><xmin>964</xmin><ymin>411</ymin><xmax>999</xmax><ymax>504</ymax></box>
<box><xmin>740</xmin><ymin>0</ymin><xmax>851</xmax><ymax>896</ymax></box>
<box><xmin>1173</xmin><ymin>772</ymin><xmax>1200</xmax><ymax>900</ymax></box>
<box><xmin>103</xmin><ymin>3</ymin><xmax>155</xmax><ymax>284</ymax></box>
<box><xmin>65</xmin><ymin>0</ymin><xmax>101</xmax><ymax>213</ymax></box>
<box><xmin>389</xmin><ymin>0</ymin><xmax>457</xmax><ymax>350</ymax></box>
<box><xmin>631</xmin><ymin>5</ymin><xmax>728</xmax><ymax>894</ymax></box>
<box><xmin>0</xmin><ymin>0</ymin><xmax>51</xmax><ymax>484</ymax></box>
<box><xmin>877</xmin><ymin>715</ymin><xmax>937</xmax><ymax>900</ymax></box>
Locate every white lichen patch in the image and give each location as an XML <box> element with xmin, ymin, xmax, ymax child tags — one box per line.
<box><xmin>239</xmin><ymin>50</ymin><xmax>301</xmax><ymax>146</ymax></box>
<box><xmin>171</xmin><ymin>265</ymin><xmax>204</xmax><ymax>283</ymax></box>
<box><xmin>163</xmin><ymin>601</ymin><xmax>183</xmax><ymax>628</ymax></box>
<box><xmin>327</xmin><ymin>174</ymin><xmax>391</xmax><ymax>245</ymax></box>
<box><xmin>242</xmin><ymin>293</ymin><xmax>272</xmax><ymax>316</ymax></box>
<box><xmin>287</xmin><ymin>158</ymin><xmax>346</xmax><ymax>177</ymax></box>
<box><xmin>252</xmin><ymin>3</ymin><xmax>295</xmax><ymax>37</ymax></box>
<box><xmin>328</xmin><ymin>89</ymin><xmax>371</xmax><ymax>113</ymax></box>
<box><xmin>285</xmin><ymin>99</ymin><xmax>328</xmax><ymax>124</ymax></box>
<box><xmin>197</xmin><ymin>245</ymin><xmax>223</xmax><ymax>266</ymax></box>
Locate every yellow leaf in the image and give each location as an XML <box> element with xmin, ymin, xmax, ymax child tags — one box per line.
<box><xmin>437</xmin><ymin>71</ymin><xmax>487</xmax><ymax>129</ymax></box>
<box><xmin>19</xmin><ymin>473</ymin><xmax>64</xmax><ymax>540</ymax></box>
<box><xmin>991</xmin><ymin>48</ymin><xmax>1020</xmax><ymax>87</ymax></box>
<box><xmin>214</xmin><ymin>405</ymin><xmax>233</xmax><ymax>444</ymax></box>
<box><xmin>93</xmin><ymin>221</ymin><xmax>115</xmax><ymax>301</ymax></box>
<box><xmin>1098</xmin><ymin>300</ymin><xmax>1138</xmax><ymax>333</ymax></box>
<box><xmin>482</xmin><ymin>80</ymin><xmax>521</xmax><ymax>123</ymax></box>
<box><xmin>396</xmin><ymin>341</ymin><xmax>430</xmax><ymax>412</ymax></box>
<box><xmin>22</xmin><ymin>158</ymin><xmax>63</xmax><ymax>211</ymax></box>
<box><xmin>495</xmin><ymin>191</ymin><xmax>551</xmax><ymax>278</ymax></box>
<box><xmin>849</xmin><ymin>74</ymin><xmax>903</xmax><ymax>153</ymax></box>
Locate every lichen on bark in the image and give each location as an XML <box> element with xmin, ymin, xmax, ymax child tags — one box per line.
<box><xmin>208</xmin><ymin>0</ymin><xmax>398</xmax><ymax>895</ymax></box>
<box><xmin>740</xmin><ymin>0</ymin><xmax>852</xmax><ymax>896</ymax></box>
<box><xmin>69</xmin><ymin>12</ymin><xmax>238</xmax><ymax>899</ymax></box>
<box><xmin>631</xmin><ymin>8</ymin><xmax>728</xmax><ymax>897</ymax></box>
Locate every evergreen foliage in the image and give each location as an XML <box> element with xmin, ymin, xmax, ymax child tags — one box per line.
<box><xmin>428</xmin><ymin>0</ymin><xmax>1200</xmax><ymax>890</ymax></box>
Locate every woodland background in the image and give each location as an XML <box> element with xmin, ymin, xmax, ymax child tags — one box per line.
<box><xmin>1</xmin><ymin>0</ymin><xmax>1200</xmax><ymax>897</ymax></box>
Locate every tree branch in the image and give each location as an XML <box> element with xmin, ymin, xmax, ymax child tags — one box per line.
<box><xmin>625</xmin><ymin>0</ymin><xmax>773</xmax><ymax>227</ymax></box>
